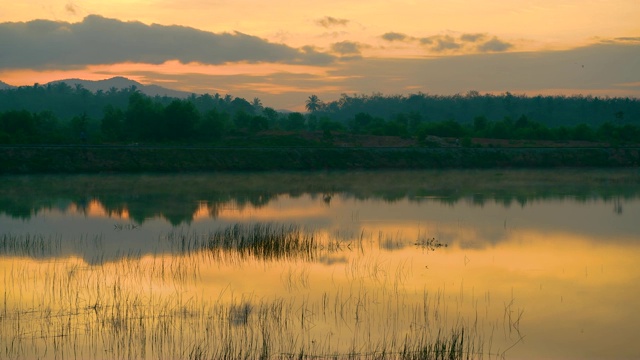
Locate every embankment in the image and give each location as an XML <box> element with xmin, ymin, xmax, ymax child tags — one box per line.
<box><xmin>1</xmin><ymin>146</ymin><xmax>639</xmax><ymax>174</ymax></box>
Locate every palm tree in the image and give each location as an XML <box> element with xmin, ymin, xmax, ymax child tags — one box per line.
<box><xmin>305</xmin><ymin>95</ymin><xmax>322</xmax><ymax>112</ymax></box>
<box><xmin>252</xmin><ymin>97</ymin><xmax>263</xmax><ymax>112</ymax></box>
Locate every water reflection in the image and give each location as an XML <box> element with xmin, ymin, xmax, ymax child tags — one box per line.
<box><xmin>1</xmin><ymin>170</ymin><xmax>639</xmax><ymax>359</ymax></box>
<box><xmin>1</xmin><ymin>169</ymin><xmax>638</xmax><ymax>225</ymax></box>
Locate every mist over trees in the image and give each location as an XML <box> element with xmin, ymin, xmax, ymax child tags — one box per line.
<box><xmin>314</xmin><ymin>91</ymin><xmax>639</xmax><ymax>127</ymax></box>
<box><xmin>0</xmin><ymin>82</ymin><xmax>639</xmax><ymax>145</ymax></box>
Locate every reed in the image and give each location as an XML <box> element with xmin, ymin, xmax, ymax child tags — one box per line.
<box><xmin>0</xmin><ymin>233</ymin><xmax>62</xmax><ymax>257</ymax></box>
<box><xmin>0</xmin><ymin>224</ymin><xmax>522</xmax><ymax>359</ymax></box>
<box><xmin>164</xmin><ymin>223</ymin><xmax>342</xmax><ymax>262</ymax></box>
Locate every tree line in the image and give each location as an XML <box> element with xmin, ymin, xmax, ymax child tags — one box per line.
<box><xmin>310</xmin><ymin>91</ymin><xmax>639</xmax><ymax>127</ymax></box>
<box><xmin>0</xmin><ymin>83</ymin><xmax>639</xmax><ymax>145</ymax></box>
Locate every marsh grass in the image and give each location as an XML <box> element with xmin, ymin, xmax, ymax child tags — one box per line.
<box><xmin>1</xmin><ymin>223</ymin><xmax>522</xmax><ymax>359</ymax></box>
<box><xmin>0</xmin><ymin>233</ymin><xmax>62</xmax><ymax>257</ymax></box>
<box><xmin>164</xmin><ymin>223</ymin><xmax>347</xmax><ymax>262</ymax></box>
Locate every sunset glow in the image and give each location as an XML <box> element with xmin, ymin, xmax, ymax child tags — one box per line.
<box><xmin>1</xmin><ymin>0</ymin><xmax>638</xmax><ymax>108</ymax></box>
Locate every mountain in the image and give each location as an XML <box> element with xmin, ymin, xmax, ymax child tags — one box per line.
<box><xmin>47</xmin><ymin>77</ymin><xmax>193</xmax><ymax>98</ymax></box>
<box><xmin>0</xmin><ymin>80</ymin><xmax>15</xmax><ymax>90</ymax></box>
<box><xmin>0</xmin><ymin>77</ymin><xmax>200</xmax><ymax>119</ymax></box>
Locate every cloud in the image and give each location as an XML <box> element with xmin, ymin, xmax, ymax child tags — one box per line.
<box><xmin>612</xmin><ymin>37</ymin><xmax>640</xmax><ymax>43</ymax></box>
<box><xmin>328</xmin><ymin>42</ymin><xmax>640</xmax><ymax>99</ymax></box>
<box><xmin>65</xmin><ymin>2</ymin><xmax>78</xmax><ymax>15</ymax></box>
<box><xmin>299</xmin><ymin>45</ymin><xmax>337</xmax><ymax>64</ymax></box>
<box><xmin>477</xmin><ymin>37</ymin><xmax>513</xmax><ymax>52</ymax></box>
<box><xmin>435</xmin><ymin>36</ymin><xmax>461</xmax><ymax>51</ymax></box>
<box><xmin>316</xmin><ymin>16</ymin><xmax>349</xmax><ymax>28</ymax></box>
<box><xmin>331</xmin><ymin>41</ymin><xmax>362</xmax><ymax>56</ymax></box>
<box><xmin>381</xmin><ymin>32</ymin><xmax>409</xmax><ymax>42</ymax></box>
<box><xmin>112</xmin><ymin>69</ymin><xmax>346</xmax><ymax>110</ymax></box>
<box><xmin>460</xmin><ymin>33</ymin><xmax>486</xmax><ymax>42</ymax></box>
<box><xmin>0</xmin><ymin>15</ymin><xmax>336</xmax><ymax>69</ymax></box>
<box><xmin>387</xmin><ymin>32</ymin><xmax>513</xmax><ymax>53</ymax></box>
<box><xmin>418</xmin><ymin>37</ymin><xmax>433</xmax><ymax>45</ymax></box>
<box><xmin>63</xmin><ymin>41</ymin><xmax>637</xmax><ymax>110</ymax></box>
<box><xmin>421</xmin><ymin>35</ymin><xmax>461</xmax><ymax>52</ymax></box>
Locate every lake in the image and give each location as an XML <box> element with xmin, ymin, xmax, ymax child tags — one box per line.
<box><xmin>1</xmin><ymin>169</ymin><xmax>639</xmax><ymax>359</ymax></box>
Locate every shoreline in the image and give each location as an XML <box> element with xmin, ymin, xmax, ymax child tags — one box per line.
<box><xmin>1</xmin><ymin>146</ymin><xmax>639</xmax><ymax>174</ymax></box>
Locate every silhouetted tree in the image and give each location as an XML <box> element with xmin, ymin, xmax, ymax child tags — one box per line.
<box><xmin>262</xmin><ymin>107</ymin><xmax>280</xmax><ymax>129</ymax></box>
<box><xmin>249</xmin><ymin>115</ymin><xmax>269</xmax><ymax>133</ymax></box>
<box><xmin>350</xmin><ymin>112</ymin><xmax>373</xmax><ymax>134</ymax></box>
<box><xmin>284</xmin><ymin>112</ymin><xmax>306</xmax><ymax>131</ymax></box>
<box><xmin>198</xmin><ymin>108</ymin><xmax>230</xmax><ymax>140</ymax></box>
<box><xmin>231</xmin><ymin>97</ymin><xmax>254</xmax><ymax>115</ymax></box>
<box><xmin>0</xmin><ymin>110</ymin><xmax>35</xmax><ymax>143</ymax></box>
<box><xmin>70</xmin><ymin>112</ymin><xmax>89</xmax><ymax>143</ymax></box>
<box><xmin>162</xmin><ymin>99</ymin><xmax>200</xmax><ymax>140</ymax></box>
<box><xmin>305</xmin><ymin>95</ymin><xmax>322</xmax><ymax>112</ymax></box>
<box><xmin>101</xmin><ymin>105</ymin><xmax>125</xmax><ymax>141</ymax></box>
<box><xmin>233</xmin><ymin>110</ymin><xmax>252</xmax><ymax>131</ymax></box>
<box><xmin>125</xmin><ymin>92</ymin><xmax>162</xmax><ymax>141</ymax></box>
<box><xmin>252</xmin><ymin>98</ymin><xmax>264</xmax><ymax>112</ymax></box>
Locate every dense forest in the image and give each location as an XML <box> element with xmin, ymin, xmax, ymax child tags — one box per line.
<box><xmin>1</xmin><ymin>82</ymin><xmax>639</xmax><ymax>146</ymax></box>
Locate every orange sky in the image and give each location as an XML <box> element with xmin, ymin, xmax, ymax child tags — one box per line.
<box><xmin>1</xmin><ymin>0</ymin><xmax>639</xmax><ymax>109</ymax></box>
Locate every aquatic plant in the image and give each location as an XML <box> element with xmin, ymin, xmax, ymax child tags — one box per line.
<box><xmin>0</xmin><ymin>233</ymin><xmax>62</xmax><ymax>257</ymax></box>
<box><xmin>0</xmin><ymin>224</ymin><xmax>524</xmax><ymax>359</ymax></box>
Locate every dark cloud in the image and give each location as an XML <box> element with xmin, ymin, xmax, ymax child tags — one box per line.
<box><xmin>329</xmin><ymin>42</ymin><xmax>640</xmax><ymax>99</ymax></box>
<box><xmin>384</xmin><ymin>31</ymin><xmax>512</xmax><ymax>53</ymax></box>
<box><xmin>417</xmin><ymin>33</ymin><xmax>512</xmax><ymax>53</ymax></box>
<box><xmin>477</xmin><ymin>37</ymin><xmax>513</xmax><ymax>52</ymax></box>
<box><xmin>316</xmin><ymin>16</ymin><xmax>349</xmax><ymax>28</ymax></box>
<box><xmin>299</xmin><ymin>45</ymin><xmax>337</xmax><ymax>64</ymax></box>
<box><xmin>102</xmin><ymin>42</ymin><xmax>639</xmax><ymax>110</ymax></box>
<box><xmin>331</xmin><ymin>41</ymin><xmax>362</xmax><ymax>56</ymax></box>
<box><xmin>613</xmin><ymin>37</ymin><xmax>640</xmax><ymax>43</ymax></box>
<box><xmin>320</xmin><ymin>30</ymin><xmax>349</xmax><ymax>39</ymax></box>
<box><xmin>460</xmin><ymin>33</ymin><xmax>486</xmax><ymax>42</ymax></box>
<box><xmin>423</xmin><ymin>35</ymin><xmax>461</xmax><ymax>52</ymax></box>
<box><xmin>381</xmin><ymin>32</ymin><xmax>409</xmax><ymax>42</ymax></box>
<box><xmin>0</xmin><ymin>15</ymin><xmax>336</xmax><ymax>69</ymax></box>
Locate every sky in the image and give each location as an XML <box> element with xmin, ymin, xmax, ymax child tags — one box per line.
<box><xmin>1</xmin><ymin>0</ymin><xmax>639</xmax><ymax>110</ymax></box>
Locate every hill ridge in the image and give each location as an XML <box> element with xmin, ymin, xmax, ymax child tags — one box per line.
<box><xmin>47</xmin><ymin>77</ymin><xmax>192</xmax><ymax>98</ymax></box>
<box><xmin>0</xmin><ymin>77</ymin><xmax>192</xmax><ymax>98</ymax></box>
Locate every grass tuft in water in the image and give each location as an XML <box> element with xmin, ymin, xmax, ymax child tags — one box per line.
<box><xmin>166</xmin><ymin>223</ymin><xmax>321</xmax><ymax>261</ymax></box>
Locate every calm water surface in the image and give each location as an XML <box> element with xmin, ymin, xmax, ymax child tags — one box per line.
<box><xmin>1</xmin><ymin>170</ymin><xmax>639</xmax><ymax>359</ymax></box>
